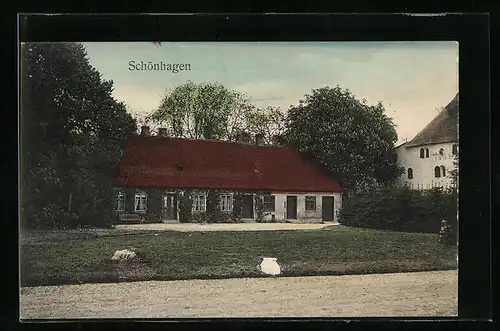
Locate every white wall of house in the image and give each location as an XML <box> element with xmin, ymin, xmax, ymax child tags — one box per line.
<box><xmin>396</xmin><ymin>142</ymin><xmax>457</xmax><ymax>190</ymax></box>
<box><xmin>262</xmin><ymin>192</ymin><xmax>342</xmax><ymax>223</ymax></box>
<box><xmin>115</xmin><ymin>189</ymin><xmax>342</xmax><ymax>223</ymax></box>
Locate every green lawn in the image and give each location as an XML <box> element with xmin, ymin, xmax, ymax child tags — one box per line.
<box><xmin>20</xmin><ymin>227</ymin><xmax>457</xmax><ymax>286</ymax></box>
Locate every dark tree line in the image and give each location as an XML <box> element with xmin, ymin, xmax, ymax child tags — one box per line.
<box><xmin>20</xmin><ymin>43</ymin><xmax>137</xmax><ymax>229</ymax></box>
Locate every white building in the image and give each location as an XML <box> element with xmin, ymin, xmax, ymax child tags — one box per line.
<box><xmin>396</xmin><ymin>94</ymin><xmax>458</xmax><ymax>190</ymax></box>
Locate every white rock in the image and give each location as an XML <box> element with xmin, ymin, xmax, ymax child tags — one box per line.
<box><xmin>111</xmin><ymin>249</ymin><xmax>137</xmax><ymax>261</ymax></box>
<box><xmin>260</xmin><ymin>257</ymin><xmax>281</xmax><ymax>276</ymax></box>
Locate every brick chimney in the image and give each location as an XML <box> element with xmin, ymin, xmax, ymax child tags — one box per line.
<box><xmin>140</xmin><ymin>125</ymin><xmax>150</xmax><ymax>136</ymax></box>
<box><xmin>158</xmin><ymin>128</ymin><xmax>168</xmax><ymax>137</ymax></box>
<box><xmin>255</xmin><ymin>133</ymin><xmax>265</xmax><ymax>146</ymax></box>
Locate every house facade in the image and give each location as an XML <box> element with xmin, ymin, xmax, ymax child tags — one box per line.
<box><xmin>114</xmin><ymin>131</ymin><xmax>343</xmax><ymax>224</ymax></box>
<box><xmin>395</xmin><ymin>94</ymin><xmax>458</xmax><ymax>190</ymax></box>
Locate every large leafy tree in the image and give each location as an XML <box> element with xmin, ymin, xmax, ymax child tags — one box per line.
<box><xmin>282</xmin><ymin>86</ymin><xmax>403</xmax><ymax>194</ymax></box>
<box><xmin>148</xmin><ymin>81</ymin><xmax>284</xmax><ymax>143</ymax></box>
<box><xmin>20</xmin><ymin>42</ymin><xmax>137</xmax><ymax>229</ymax></box>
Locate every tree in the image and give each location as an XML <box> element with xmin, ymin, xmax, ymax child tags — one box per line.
<box><xmin>448</xmin><ymin>147</ymin><xmax>459</xmax><ymax>188</ymax></box>
<box><xmin>148</xmin><ymin>81</ymin><xmax>285</xmax><ymax>143</ymax></box>
<box><xmin>20</xmin><ymin>42</ymin><xmax>137</xmax><ymax>229</ymax></box>
<box><xmin>282</xmin><ymin>86</ymin><xmax>403</xmax><ymax>194</ymax></box>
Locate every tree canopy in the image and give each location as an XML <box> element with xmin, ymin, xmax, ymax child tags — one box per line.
<box><xmin>21</xmin><ymin>42</ymin><xmax>137</xmax><ymax>229</ymax></box>
<box><xmin>282</xmin><ymin>86</ymin><xmax>403</xmax><ymax>193</ymax></box>
<box><xmin>147</xmin><ymin>81</ymin><xmax>285</xmax><ymax>143</ymax></box>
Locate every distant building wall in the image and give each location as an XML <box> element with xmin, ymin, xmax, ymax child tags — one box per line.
<box><xmin>396</xmin><ymin>142</ymin><xmax>457</xmax><ymax>190</ymax></box>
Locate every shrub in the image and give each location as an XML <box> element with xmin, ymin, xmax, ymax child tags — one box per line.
<box><xmin>178</xmin><ymin>190</ymin><xmax>193</xmax><ymax>223</ymax></box>
<box><xmin>231</xmin><ymin>192</ymin><xmax>243</xmax><ymax>222</ymax></box>
<box><xmin>339</xmin><ymin>184</ymin><xmax>458</xmax><ymax>234</ymax></box>
<box><xmin>145</xmin><ymin>189</ymin><xmax>163</xmax><ymax>223</ymax></box>
<box><xmin>254</xmin><ymin>193</ymin><xmax>265</xmax><ymax>222</ymax></box>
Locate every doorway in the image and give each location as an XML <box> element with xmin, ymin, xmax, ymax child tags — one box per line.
<box><xmin>322</xmin><ymin>196</ymin><xmax>335</xmax><ymax>221</ymax></box>
<box><xmin>242</xmin><ymin>194</ymin><xmax>254</xmax><ymax>219</ymax></box>
<box><xmin>286</xmin><ymin>196</ymin><xmax>297</xmax><ymax>219</ymax></box>
<box><xmin>163</xmin><ymin>194</ymin><xmax>177</xmax><ymax>220</ymax></box>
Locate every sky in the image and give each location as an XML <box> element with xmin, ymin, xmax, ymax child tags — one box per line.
<box><xmin>83</xmin><ymin>41</ymin><xmax>458</xmax><ymax>145</ymax></box>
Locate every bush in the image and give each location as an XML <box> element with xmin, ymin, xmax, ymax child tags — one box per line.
<box><xmin>178</xmin><ymin>190</ymin><xmax>193</xmax><ymax>223</ymax></box>
<box><xmin>231</xmin><ymin>193</ymin><xmax>243</xmax><ymax>222</ymax></box>
<box><xmin>255</xmin><ymin>193</ymin><xmax>265</xmax><ymax>222</ymax></box>
<box><xmin>339</xmin><ymin>184</ymin><xmax>457</xmax><ymax>234</ymax></box>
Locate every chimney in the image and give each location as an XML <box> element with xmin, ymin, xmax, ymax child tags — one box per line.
<box><xmin>271</xmin><ymin>135</ymin><xmax>282</xmax><ymax>146</ymax></box>
<box><xmin>158</xmin><ymin>128</ymin><xmax>168</xmax><ymax>137</ymax></box>
<box><xmin>236</xmin><ymin>132</ymin><xmax>252</xmax><ymax>144</ymax></box>
<box><xmin>140</xmin><ymin>125</ymin><xmax>150</xmax><ymax>136</ymax></box>
<box><xmin>255</xmin><ymin>133</ymin><xmax>265</xmax><ymax>146</ymax></box>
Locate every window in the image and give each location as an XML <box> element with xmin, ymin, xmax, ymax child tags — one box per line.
<box><xmin>134</xmin><ymin>192</ymin><xmax>147</xmax><ymax>212</ymax></box>
<box><xmin>192</xmin><ymin>194</ymin><xmax>206</xmax><ymax>212</ymax></box>
<box><xmin>263</xmin><ymin>195</ymin><xmax>275</xmax><ymax>212</ymax></box>
<box><xmin>439</xmin><ymin>148</ymin><xmax>444</xmax><ymax>156</ymax></box>
<box><xmin>452</xmin><ymin>144</ymin><xmax>458</xmax><ymax>155</ymax></box>
<box><xmin>220</xmin><ymin>194</ymin><xmax>233</xmax><ymax>212</ymax></box>
<box><xmin>419</xmin><ymin>148</ymin><xmax>424</xmax><ymax>158</ymax></box>
<box><xmin>305</xmin><ymin>196</ymin><xmax>316</xmax><ymax>211</ymax></box>
<box><xmin>116</xmin><ymin>192</ymin><xmax>125</xmax><ymax>211</ymax></box>
<box><xmin>440</xmin><ymin>165</ymin><xmax>446</xmax><ymax>177</ymax></box>
<box><xmin>434</xmin><ymin>166</ymin><xmax>441</xmax><ymax>178</ymax></box>
<box><xmin>407</xmin><ymin>168</ymin><xmax>413</xmax><ymax>179</ymax></box>
<box><xmin>425</xmin><ymin>148</ymin><xmax>429</xmax><ymax>158</ymax></box>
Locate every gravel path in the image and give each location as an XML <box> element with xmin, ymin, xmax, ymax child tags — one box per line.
<box><xmin>20</xmin><ymin>270</ymin><xmax>457</xmax><ymax>319</ymax></box>
<box><xmin>114</xmin><ymin>222</ymin><xmax>339</xmax><ymax>232</ymax></box>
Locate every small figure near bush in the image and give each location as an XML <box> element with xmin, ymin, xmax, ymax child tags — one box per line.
<box><xmin>439</xmin><ymin>219</ymin><xmax>453</xmax><ymax>246</ymax></box>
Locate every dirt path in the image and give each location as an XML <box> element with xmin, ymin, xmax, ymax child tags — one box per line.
<box><xmin>20</xmin><ymin>270</ymin><xmax>457</xmax><ymax>319</ymax></box>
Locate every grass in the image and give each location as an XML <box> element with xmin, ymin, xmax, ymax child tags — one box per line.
<box><xmin>19</xmin><ymin>227</ymin><xmax>457</xmax><ymax>287</ymax></box>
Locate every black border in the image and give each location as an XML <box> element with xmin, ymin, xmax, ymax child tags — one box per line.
<box><xmin>14</xmin><ymin>13</ymin><xmax>492</xmax><ymax>330</ymax></box>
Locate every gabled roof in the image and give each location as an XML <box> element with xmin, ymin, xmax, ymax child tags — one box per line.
<box><xmin>115</xmin><ymin>136</ymin><xmax>343</xmax><ymax>193</ymax></box>
<box><xmin>405</xmin><ymin>93</ymin><xmax>459</xmax><ymax>148</ymax></box>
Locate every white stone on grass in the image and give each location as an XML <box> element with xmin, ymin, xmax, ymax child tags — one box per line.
<box><xmin>260</xmin><ymin>257</ymin><xmax>281</xmax><ymax>276</ymax></box>
<box><xmin>111</xmin><ymin>249</ymin><xmax>137</xmax><ymax>261</ymax></box>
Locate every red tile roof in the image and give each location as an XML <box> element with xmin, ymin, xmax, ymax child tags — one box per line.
<box><xmin>116</xmin><ymin>136</ymin><xmax>343</xmax><ymax>193</ymax></box>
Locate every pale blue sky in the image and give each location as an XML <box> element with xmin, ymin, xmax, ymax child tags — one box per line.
<box><xmin>83</xmin><ymin>42</ymin><xmax>458</xmax><ymax>145</ymax></box>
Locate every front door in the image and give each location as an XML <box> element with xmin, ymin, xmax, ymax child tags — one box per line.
<box><xmin>286</xmin><ymin>196</ymin><xmax>297</xmax><ymax>219</ymax></box>
<box><xmin>163</xmin><ymin>194</ymin><xmax>177</xmax><ymax>220</ymax></box>
<box><xmin>242</xmin><ymin>194</ymin><xmax>254</xmax><ymax>219</ymax></box>
<box><xmin>322</xmin><ymin>196</ymin><xmax>335</xmax><ymax>221</ymax></box>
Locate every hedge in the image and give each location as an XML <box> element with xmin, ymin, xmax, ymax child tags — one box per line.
<box><xmin>339</xmin><ymin>185</ymin><xmax>458</xmax><ymax>234</ymax></box>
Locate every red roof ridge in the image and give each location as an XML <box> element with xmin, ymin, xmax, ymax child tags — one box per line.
<box><xmin>117</xmin><ymin>135</ymin><xmax>343</xmax><ymax>192</ymax></box>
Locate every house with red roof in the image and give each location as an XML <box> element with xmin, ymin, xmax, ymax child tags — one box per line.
<box><xmin>114</xmin><ymin>127</ymin><xmax>343</xmax><ymax>224</ymax></box>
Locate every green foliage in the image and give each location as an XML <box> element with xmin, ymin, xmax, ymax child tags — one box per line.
<box><xmin>146</xmin><ymin>189</ymin><xmax>163</xmax><ymax>223</ymax></box>
<box><xmin>191</xmin><ymin>212</ymin><xmax>211</xmax><ymax>223</ymax></box>
<box><xmin>148</xmin><ymin>81</ymin><xmax>285</xmax><ymax>143</ymax></box>
<box><xmin>231</xmin><ymin>192</ymin><xmax>243</xmax><ymax>222</ymax></box>
<box><xmin>339</xmin><ymin>185</ymin><xmax>458</xmax><ymax>234</ymax></box>
<box><xmin>254</xmin><ymin>193</ymin><xmax>265</xmax><ymax>222</ymax></box>
<box><xmin>20</xmin><ymin>42</ymin><xmax>137</xmax><ymax>229</ymax></box>
<box><xmin>206</xmin><ymin>191</ymin><xmax>220</xmax><ymax>223</ymax></box>
<box><xmin>178</xmin><ymin>190</ymin><xmax>193</xmax><ymax>223</ymax></box>
<box><xmin>282</xmin><ymin>86</ymin><xmax>404</xmax><ymax>193</ymax></box>
<box><xmin>448</xmin><ymin>144</ymin><xmax>459</xmax><ymax>188</ymax></box>
<box><xmin>124</xmin><ymin>188</ymin><xmax>136</xmax><ymax>214</ymax></box>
